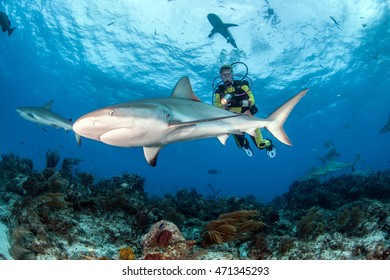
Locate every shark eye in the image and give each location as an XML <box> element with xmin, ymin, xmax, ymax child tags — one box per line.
<box><xmin>108</xmin><ymin>109</ymin><xmax>116</xmax><ymax>117</ymax></box>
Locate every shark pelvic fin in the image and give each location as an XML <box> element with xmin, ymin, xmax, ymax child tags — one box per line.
<box><xmin>245</xmin><ymin>129</ymin><xmax>258</xmax><ymax>137</ymax></box>
<box><xmin>171</xmin><ymin>77</ymin><xmax>201</xmax><ymax>102</ymax></box>
<box><xmin>217</xmin><ymin>134</ymin><xmax>229</xmax><ymax>145</ymax></box>
<box><xmin>143</xmin><ymin>146</ymin><xmax>162</xmax><ymax>167</ymax></box>
<box><xmin>43</xmin><ymin>100</ymin><xmax>54</xmax><ymax>111</ymax></box>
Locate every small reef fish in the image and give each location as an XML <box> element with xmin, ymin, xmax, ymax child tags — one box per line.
<box><xmin>329</xmin><ymin>16</ymin><xmax>342</xmax><ymax>30</ymax></box>
<box><xmin>207</xmin><ymin>169</ymin><xmax>222</xmax><ymax>175</ymax></box>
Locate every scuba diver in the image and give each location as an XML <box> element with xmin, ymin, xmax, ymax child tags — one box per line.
<box><xmin>212</xmin><ymin>62</ymin><xmax>277</xmax><ymax>158</ymax></box>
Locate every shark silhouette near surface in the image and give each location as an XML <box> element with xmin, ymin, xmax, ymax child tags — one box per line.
<box><xmin>73</xmin><ymin>76</ymin><xmax>307</xmax><ymax>166</ymax></box>
<box><xmin>379</xmin><ymin>115</ymin><xmax>390</xmax><ymax>133</ymax></box>
<box><xmin>207</xmin><ymin>13</ymin><xmax>238</xmax><ymax>49</ymax></box>
<box><xmin>0</xmin><ymin>11</ymin><xmax>16</xmax><ymax>36</ymax></box>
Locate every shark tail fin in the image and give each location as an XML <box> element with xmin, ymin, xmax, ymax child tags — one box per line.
<box><xmin>351</xmin><ymin>151</ymin><xmax>361</xmax><ymax>172</ymax></box>
<box><xmin>8</xmin><ymin>27</ymin><xmax>16</xmax><ymax>36</ymax></box>
<box><xmin>264</xmin><ymin>89</ymin><xmax>308</xmax><ymax>145</ymax></box>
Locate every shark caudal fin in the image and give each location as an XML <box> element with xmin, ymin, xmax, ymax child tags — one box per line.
<box><xmin>264</xmin><ymin>89</ymin><xmax>308</xmax><ymax>145</ymax></box>
<box><xmin>8</xmin><ymin>27</ymin><xmax>16</xmax><ymax>36</ymax></box>
<box><xmin>351</xmin><ymin>151</ymin><xmax>361</xmax><ymax>172</ymax></box>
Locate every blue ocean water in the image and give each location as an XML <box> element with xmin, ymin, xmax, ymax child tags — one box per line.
<box><xmin>0</xmin><ymin>0</ymin><xmax>389</xmax><ymax>202</ymax></box>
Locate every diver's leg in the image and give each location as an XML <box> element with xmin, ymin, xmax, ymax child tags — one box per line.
<box><xmin>252</xmin><ymin>129</ymin><xmax>271</xmax><ymax>149</ymax></box>
<box><xmin>234</xmin><ymin>134</ymin><xmax>254</xmax><ymax>157</ymax></box>
<box><xmin>252</xmin><ymin>129</ymin><xmax>277</xmax><ymax>158</ymax></box>
<box><xmin>233</xmin><ymin>134</ymin><xmax>245</xmax><ymax>148</ymax></box>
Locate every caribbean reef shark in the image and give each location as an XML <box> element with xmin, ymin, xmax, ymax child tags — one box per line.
<box><xmin>299</xmin><ymin>152</ymin><xmax>361</xmax><ymax>181</ymax></box>
<box><xmin>73</xmin><ymin>76</ymin><xmax>307</xmax><ymax>166</ymax></box>
<box><xmin>16</xmin><ymin>100</ymin><xmax>73</xmax><ymax>132</ymax></box>
<box><xmin>0</xmin><ymin>11</ymin><xmax>16</xmax><ymax>36</ymax></box>
<box><xmin>379</xmin><ymin>115</ymin><xmax>390</xmax><ymax>133</ymax></box>
<box><xmin>207</xmin><ymin>13</ymin><xmax>238</xmax><ymax>48</ymax></box>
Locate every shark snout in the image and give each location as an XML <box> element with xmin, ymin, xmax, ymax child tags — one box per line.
<box><xmin>15</xmin><ymin>108</ymin><xmax>23</xmax><ymax>115</ymax></box>
<box><xmin>73</xmin><ymin>117</ymin><xmax>102</xmax><ymax>139</ymax></box>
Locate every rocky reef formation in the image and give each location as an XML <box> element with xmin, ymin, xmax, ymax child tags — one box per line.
<box><xmin>0</xmin><ymin>152</ymin><xmax>388</xmax><ymax>260</ymax></box>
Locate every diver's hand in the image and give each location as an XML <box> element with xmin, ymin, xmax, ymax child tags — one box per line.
<box><xmin>242</xmin><ymin>109</ymin><xmax>252</xmax><ymax>116</ymax></box>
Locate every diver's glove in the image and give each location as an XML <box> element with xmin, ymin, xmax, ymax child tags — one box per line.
<box><xmin>249</xmin><ymin>105</ymin><xmax>258</xmax><ymax>115</ymax></box>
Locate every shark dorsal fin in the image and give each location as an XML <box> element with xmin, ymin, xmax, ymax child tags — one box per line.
<box><xmin>143</xmin><ymin>146</ymin><xmax>162</xmax><ymax>167</ymax></box>
<box><xmin>43</xmin><ymin>100</ymin><xmax>54</xmax><ymax>111</ymax></box>
<box><xmin>171</xmin><ymin>76</ymin><xmax>201</xmax><ymax>102</ymax></box>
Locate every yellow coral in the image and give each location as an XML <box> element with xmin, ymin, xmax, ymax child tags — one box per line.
<box><xmin>118</xmin><ymin>247</ymin><xmax>135</xmax><ymax>260</ymax></box>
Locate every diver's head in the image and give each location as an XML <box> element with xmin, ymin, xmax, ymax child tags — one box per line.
<box><xmin>220</xmin><ymin>64</ymin><xmax>233</xmax><ymax>87</ymax></box>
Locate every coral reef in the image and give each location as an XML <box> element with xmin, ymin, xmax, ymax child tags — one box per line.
<box><xmin>45</xmin><ymin>150</ymin><xmax>60</xmax><ymax>169</ymax></box>
<box><xmin>0</xmin><ymin>152</ymin><xmax>389</xmax><ymax>260</ymax></box>
<box><xmin>141</xmin><ymin>220</ymin><xmax>195</xmax><ymax>260</ymax></box>
<box><xmin>201</xmin><ymin>210</ymin><xmax>264</xmax><ymax>246</ymax></box>
<box><xmin>118</xmin><ymin>247</ymin><xmax>136</xmax><ymax>260</ymax></box>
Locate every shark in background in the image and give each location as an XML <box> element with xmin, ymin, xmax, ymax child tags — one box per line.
<box><xmin>207</xmin><ymin>13</ymin><xmax>238</xmax><ymax>49</ymax></box>
<box><xmin>73</xmin><ymin>76</ymin><xmax>307</xmax><ymax>166</ymax></box>
<box><xmin>0</xmin><ymin>11</ymin><xmax>16</xmax><ymax>36</ymax></box>
<box><xmin>379</xmin><ymin>115</ymin><xmax>390</xmax><ymax>133</ymax></box>
<box><xmin>299</xmin><ymin>152</ymin><xmax>361</xmax><ymax>181</ymax></box>
<box><xmin>317</xmin><ymin>141</ymin><xmax>340</xmax><ymax>164</ymax></box>
<box><xmin>16</xmin><ymin>100</ymin><xmax>73</xmax><ymax>132</ymax></box>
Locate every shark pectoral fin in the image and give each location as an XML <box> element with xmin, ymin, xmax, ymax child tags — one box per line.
<box><xmin>224</xmin><ymin>23</ymin><xmax>239</xmax><ymax>28</ymax></box>
<box><xmin>75</xmin><ymin>133</ymin><xmax>81</xmax><ymax>146</ymax></box>
<box><xmin>208</xmin><ymin>28</ymin><xmax>216</xmax><ymax>37</ymax></box>
<box><xmin>143</xmin><ymin>146</ymin><xmax>162</xmax><ymax>167</ymax></box>
<box><xmin>217</xmin><ymin>134</ymin><xmax>229</xmax><ymax>145</ymax></box>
